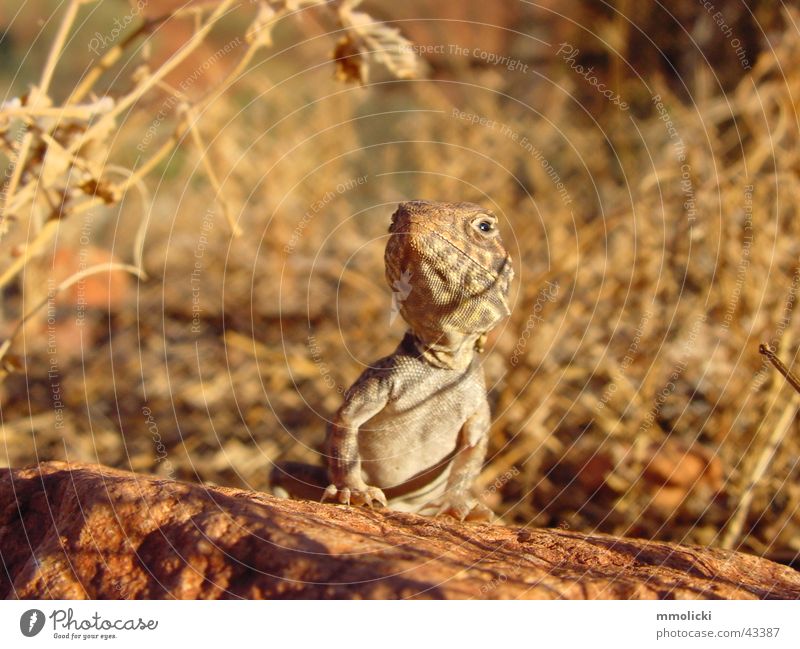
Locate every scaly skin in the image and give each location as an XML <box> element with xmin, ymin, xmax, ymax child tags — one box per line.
<box><xmin>319</xmin><ymin>200</ymin><xmax>514</xmax><ymax>520</ymax></box>
<box><xmin>269</xmin><ymin>201</ymin><xmax>513</xmax><ymax>520</ymax></box>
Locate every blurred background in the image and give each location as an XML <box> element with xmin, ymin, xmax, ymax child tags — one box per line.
<box><xmin>1</xmin><ymin>0</ymin><xmax>799</xmax><ymax>567</ymax></box>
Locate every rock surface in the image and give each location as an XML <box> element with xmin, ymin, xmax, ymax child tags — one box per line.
<box><xmin>1</xmin><ymin>461</ymin><xmax>798</xmax><ymax>599</ymax></box>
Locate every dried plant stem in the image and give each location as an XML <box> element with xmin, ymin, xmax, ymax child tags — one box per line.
<box><xmin>185</xmin><ymin>108</ymin><xmax>240</xmax><ymax>236</ymax></box>
<box><xmin>39</xmin><ymin>0</ymin><xmax>83</xmax><ymax>91</ymax></box>
<box><xmin>124</xmin><ymin>120</ymin><xmax>190</xmax><ymax>192</ymax></box>
<box><xmin>0</xmin><ymin>220</ymin><xmax>60</xmax><ymax>291</ymax></box>
<box><xmin>104</xmin><ymin>164</ymin><xmax>150</xmax><ymax>274</ymax></box>
<box><xmin>1</xmin><ymin>129</ymin><xmax>32</xmax><ymax>224</ymax></box>
<box><xmin>720</xmin><ymin>393</ymin><xmax>799</xmax><ymax>549</ymax></box>
<box><xmin>759</xmin><ymin>344</ymin><xmax>800</xmax><ymax>393</ymax></box>
<box><xmin>67</xmin><ymin>22</ymin><xmax>155</xmax><ymax>105</ymax></box>
<box><xmin>1</xmin><ymin>118</ymin><xmax>34</xmax><ymax>227</ymax></box>
<box><xmin>1</xmin><ymin>0</ymin><xmax>82</xmax><ymax>228</ymax></box>
<box><xmin>1</xmin><ymin>1</ymin><xmax>236</xmax><ymax>290</ymax></box>
<box><xmin>720</xmin><ymin>345</ymin><xmax>800</xmax><ymax>549</ymax></box>
<box><xmin>0</xmin><ymin>188</ymin><xmax>118</xmax><ymax>293</ymax></box>
<box><xmin>219</xmin><ymin>38</ymin><xmax>261</xmax><ymax>88</ymax></box>
<box><xmin>68</xmin><ymin>0</ymin><xmax>236</xmax><ymax>158</ymax></box>
<box><xmin>1</xmin><ymin>104</ymin><xmax>112</xmax><ymax>120</ymax></box>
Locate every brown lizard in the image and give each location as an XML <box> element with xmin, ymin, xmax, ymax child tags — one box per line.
<box><xmin>271</xmin><ymin>200</ymin><xmax>513</xmax><ymax>520</ymax></box>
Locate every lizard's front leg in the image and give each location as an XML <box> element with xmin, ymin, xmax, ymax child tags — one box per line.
<box><xmin>322</xmin><ymin>379</ymin><xmax>389</xmax><ymax>508</ymax></box>
<box><xmin>419</xmin><ymin>400</ymin><xmax>493</xmax><ymax>521</ymax></box>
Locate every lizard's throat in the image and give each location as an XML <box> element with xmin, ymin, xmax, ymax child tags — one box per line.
<box><xmin>406</xmin><ymin>329</ymin><xmax>480</xmax><ymax>370</ymax></box>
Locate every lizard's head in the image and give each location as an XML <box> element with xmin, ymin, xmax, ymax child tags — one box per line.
<box><xmin>385</xmin><ymin>200</ymin><xmax>514</xmax><ymax>354</ymax></box>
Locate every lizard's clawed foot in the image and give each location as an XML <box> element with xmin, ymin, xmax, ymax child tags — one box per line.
<box><xmin>419</xmin><ymin>495</ymin><xmax>494</xmax><ymax>522</ymax></box>
<box><xmin>322</xmin><ymin>482</ymin><xmax>388</xmax><ymax>508</ymax></box>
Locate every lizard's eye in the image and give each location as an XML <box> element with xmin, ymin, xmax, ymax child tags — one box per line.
<box><xmin>471</xmin><ymin>215</ymin><xmax>497</xmax><ymax>236</ymax></box>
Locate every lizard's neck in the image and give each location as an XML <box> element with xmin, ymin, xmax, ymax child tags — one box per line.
<box><xmin>403</xmin><ymin>330</ymin><xmax>481</xmax><ymax>371</ymax></box>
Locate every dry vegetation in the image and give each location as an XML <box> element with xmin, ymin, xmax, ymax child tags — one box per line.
<box><xmin>1</xmin><ymin>0</ymin><xmax>799</xmax><ymax>568</ymax></box>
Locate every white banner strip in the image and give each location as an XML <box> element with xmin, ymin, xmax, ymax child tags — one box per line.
<box><xmin>1</xmin><ymin>600</ymin><xmax>798</xmax><ymax>649</ymax></box>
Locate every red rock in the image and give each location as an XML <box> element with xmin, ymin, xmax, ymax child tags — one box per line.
<box><xmin>1</xmin><ymin>462</ymin><xmax>798</xmax><ymax>599</ymax></box>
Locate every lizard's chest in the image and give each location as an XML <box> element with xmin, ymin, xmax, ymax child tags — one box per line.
<box><xmin>357</xmin><ymin>361</ymin><xmax>485</xmax><ymax>488</ymax></box>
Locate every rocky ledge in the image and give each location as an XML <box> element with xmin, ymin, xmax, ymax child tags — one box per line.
<box><xmin>1</xmin><ymin>462</ymin><xmax>798</xmax><ymax>599</ymax></box>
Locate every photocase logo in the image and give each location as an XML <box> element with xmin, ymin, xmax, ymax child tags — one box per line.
<box><xmin>20</xmin><ymin>609</ymin><xmax>45</xmax><ymax>637</ymax></box>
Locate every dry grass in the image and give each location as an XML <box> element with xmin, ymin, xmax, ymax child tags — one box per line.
<box><xmin>1</xmin><ymin>1</ymin><xmax>799</xmax><ymax>567</ymax></box>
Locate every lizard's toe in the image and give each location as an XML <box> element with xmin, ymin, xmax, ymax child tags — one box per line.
<box><xmin>349</xmin><ymin>486</ymin><xmax>387</xmax><ymax>508</ymax></box>
<box><xmin>322</xmin><ymin>484</ymin><xmax>351</xmax><ymax>505</ymax></box>
<box><xmin>464</xmin><ymin>502</ymin><xmax>494</xmax><ymax>522</ymax></box>
<box><xmin>420</xmin><ymin>495</ymin><xmax>492</xmax><ymax>522</ymax></box>
<box><xmin>368</xmin><ymin>486</ymin><xmax>388</xmax><ymax>508</ymax></box>
<box><xmin>322</xmin><ymin>483</ymin><xmax>386</xmax><ymax>508</ymax></box>
<box><xmin>438</xmin><ymin>502</ymin><xmax>472</xmax><ymax>522</ymax></box>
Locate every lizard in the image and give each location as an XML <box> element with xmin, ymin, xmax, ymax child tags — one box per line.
<box><xmin>270</xmin><ymin>200</ymin><xmax>514</xmax><ymax>521</ymax></box>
